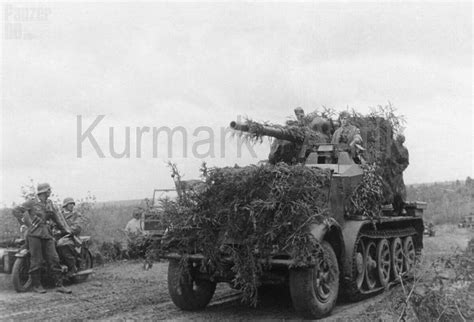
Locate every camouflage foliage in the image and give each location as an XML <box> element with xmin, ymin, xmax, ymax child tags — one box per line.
<box><xmin>349</xmin><ymin>163</ymin><xmax>385</xmax><ymax>217</ymax></box>
<box><xmin>160</xmin><ymin>163</ymin><xmax>332</xmax><ymax>305</ymax></box>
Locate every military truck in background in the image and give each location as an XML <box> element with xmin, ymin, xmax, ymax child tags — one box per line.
<box><xmin>143</xmin><ymin>172</ymin><xmax>205</xmax><ymax>237</ymax></box>
<box><xmin>160</xmin><ymin>114</ymin><xmax>427</xmax><ymax>319</ymax></box>
<box><xmin>143</xmin><ymin>189</ymin><xmax>176</xmax><ymax>238</ymax></box>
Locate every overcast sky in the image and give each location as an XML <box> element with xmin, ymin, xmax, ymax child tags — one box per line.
<box><xmin>1</xmin><ymin>1</ymin><xmax>472</xmax><ymax>206</ymax></box>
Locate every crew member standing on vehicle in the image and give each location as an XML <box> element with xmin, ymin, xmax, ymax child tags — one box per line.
<box><xmin>331</xmin><ymin>111</ymin><xmax>363</xmax><ymax>148</ymax></box>
<box><xmin>331</xmin><ymin>111</ymin><xmax>363</xmax><ymax>160</ymax></box>
<box><xmin>12</xmin><ymin>183</ymin><xmax>72</xmax><ymax>294</ymax></box>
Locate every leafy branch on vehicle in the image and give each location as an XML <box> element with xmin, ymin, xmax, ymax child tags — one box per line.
<box><xmin>155</xmin><ymin>162</ymin><xmax>384</xmax><ymax>305</ymax></box>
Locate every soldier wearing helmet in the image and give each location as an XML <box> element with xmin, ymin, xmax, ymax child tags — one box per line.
<box><xmin>61</xmin><ymin>198</ymin><xmax>83</xmax><ymax>236</ymax></box>
<box><xmin>12</xmin><ymin>183</ymin><xmax>72</xmax><ymax>294</ymax></box>
<box><xmin>390</xmin><ymin>134</ymin><xmax>409</xmax><ymax>215</ymax></box>
<box><xmin>57</xmin><ymin>197</ymin><xmax>84</xmax><ymax>277</ymax></box>
<box><xmin>331</xmin><ymin>111</ymin><xmax>363</xmax><ymax>158</ymax></box>
<box><xmin>391</xmin><ymin>134</ymin><xmax>409</xmax><ymax>180</ymax></box>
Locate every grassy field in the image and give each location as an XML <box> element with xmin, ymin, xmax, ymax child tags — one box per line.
<box><xmin>406</xmin><ymin>178</ymin><xmax>473</xmax><ymax>224</ymax></box>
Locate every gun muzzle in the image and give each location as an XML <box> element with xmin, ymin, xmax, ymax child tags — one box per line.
<box><xmin>230</xmin><ymin>121</ymin><xmax>249</xmax><ymax>132</ymax></box>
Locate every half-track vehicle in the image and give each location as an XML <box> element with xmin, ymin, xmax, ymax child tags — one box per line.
<box><xmin>160</xmin><ymin>117</ymin><xmax>426</xmax><ymax>319</ymax></box>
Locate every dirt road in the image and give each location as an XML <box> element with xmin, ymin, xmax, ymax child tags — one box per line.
<box><xmin>0</xmin><ymin>261</ymin><xmax>390</xmax><ymax>320</ymax></box>
<box><xmin>0</xmin><ymin>225</ymin><xmax>471</xmax><ymax>320</ymax></box>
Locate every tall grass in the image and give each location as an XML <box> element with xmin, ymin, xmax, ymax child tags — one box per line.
<box><xmin>83</xmin><ymin>203</ymin><xmax>137</xmax><ymax>244</ymax></box>
<box><xmin>0</xmin><ymin>208</ymin><xmax>19</xmax><ymax>245</ymax></box>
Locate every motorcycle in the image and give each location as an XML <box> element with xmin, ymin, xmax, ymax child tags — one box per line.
<box><xmin>11</xmin><ymin>227</ymin><xmax>93</xmax><ymax>292</ymax></box>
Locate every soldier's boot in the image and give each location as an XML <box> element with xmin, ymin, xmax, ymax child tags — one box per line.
<box><xmin>33</xmin><ymin>284</ymin><xmax>46</xmax><ymax>293</ymax></box>
<box><xmin>56</xmin><ymin>283</ymin><xmax>72</xmax><ymax>294</ymax></box>
<box><xmin>55</xmin><ymin>275</ymin><xmax>72</xmax><ymax>294</ymax></box>
<box><xmin>31</xmin><ymin>272</ymin><xmax>46</xmax><ymax>294</ymax></box>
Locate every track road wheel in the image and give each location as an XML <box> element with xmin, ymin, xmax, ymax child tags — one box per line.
<box><xmin>403</xmin><ymin>237</ymin><xmax>416</xmax><ymax>277</ymax></box>
<box><xmin>376</xmin><ymin>239</ymin><xmax>391</xmax><ymax>287</ymax></box>
<box><xmin>364</xmin><ymin>241</ymin><xmax>377</xmax><ymax>290</ymax></box>
<box><xmin>355</xmin><ymin>240</ymin><xmax>365</xmax><ymax>291</ymax></box>
<box><xmin>12</xmin><ymin>257</ymin><xmax>32</xmax><ymax>292</ymax></box>
<box><xmin>391</xmin><ymin>238</ymin><xmax>404</xmax><ymax>279</ymax></box>
<box><xmin>289</xmin><ymin>241</ymin><xmax>339</xmax><ymax>319</ymax></box>
<box><xmin>167</xmin><ymin>259</ymin><xmax>216</xmax><ymax>310</ymax></box>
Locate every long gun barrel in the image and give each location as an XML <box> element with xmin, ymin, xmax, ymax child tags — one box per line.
<box><xmin>230</xmin><ymin>121</ymin><xmax>304</xmax><ymax>143</ymax></box>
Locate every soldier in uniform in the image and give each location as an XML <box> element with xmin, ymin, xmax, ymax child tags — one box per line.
<box><xmin>57</xmin><ymin>197</ymin><xmax>84</xmax><ymax>277</ymax></box>
<box><xmin>294</xmin><ymin>107</ymin><xmax>320</xmax><ymax>128</ymax></box>
<box><xmin>12</xmin><ymin>183</ymin><xmax>72</xmax><ymax>293</ymax></box>
<box><xmin>121</xmin><ymin>208</ymin><xmax>145</xmax><ymax>258</ymax></box>
<box><xmin>294</xmin><ymin>107</ymin><xmax>306</xmax><ymax>123</ymax></box>
<box><xmin>331</xmin><ymin>111</ymin><xmax>363</xmax><ymax>159</ymax></box>
<box><xmin>125</xmin><ymin>208</ymin><xmax>144</xmax><ymax>234</ymax></box>
<box><xmin>390</xmin><ymin>134</ymin><xmax>409</xmax><ymax>215</ymax></box>
<box><xmin>331</xmin><ymin>111</ymin><xmax>362</xmax><ymax>147</ymax></box>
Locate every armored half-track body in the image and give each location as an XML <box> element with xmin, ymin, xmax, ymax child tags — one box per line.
<box><xmin>160</xmin><ymin>115</ymin><xmax>426</xmax><ymax>319</ymax></box>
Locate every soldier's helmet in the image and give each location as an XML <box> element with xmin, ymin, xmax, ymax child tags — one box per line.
<box><xmin>62</xmin><ymin>197</ymin><xmax>76</xmax><ymax>208</ymax></box>
<box><xmin>339</xmin><ymin>111</ymin><xmax>351</xmax><ymax>120</ymax></box>
<box><xmin>37</xmin><ymin>183</ymin><xmax>51</xmax><ymax>195</ymax></box>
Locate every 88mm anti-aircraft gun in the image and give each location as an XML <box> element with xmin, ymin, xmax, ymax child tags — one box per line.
<box><xmin>161</xmin><ymin>115</ymin><xmax>426</xmax><ymax>319</ymax></box>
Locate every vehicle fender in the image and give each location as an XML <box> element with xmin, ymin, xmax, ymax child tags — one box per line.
<box><xmin>308</xmin><ymin>218</ymin><xmax>345</xmax><ymax>270</ymax></box>
<box><xmin>341</xmin><ymin>220</ymin><xmax>368</xmax><ymax>280</ymax></box>
<box><xmin>308</xmin><ymin>217</ymin><xmax>340</xmax><ymax>240</ymax></box>
<box><xmin>15</xmin><ymin>249</ymin><xmax>29</xmax><ymax>258</ymax></box>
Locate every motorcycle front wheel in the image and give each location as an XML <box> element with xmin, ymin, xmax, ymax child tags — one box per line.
<box><xmin>73</xmin><ymin>248</ymin><xmax>93</xmax><ymax>283</ymax></box>
<box><xmin>12</xmin><ymin>257</ymin><xmax>33</xmax><ymax>292</ymax></box>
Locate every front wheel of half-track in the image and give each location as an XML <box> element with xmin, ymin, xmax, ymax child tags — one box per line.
<box><xmin>289</xmin><ymin>241</ymin><xmax>340</xmax><ymax>319</ymax></box>
<box><xmin>167</xmin><ymin>259</ymin><xmax>216</xmax><ymax>310</ymax></box>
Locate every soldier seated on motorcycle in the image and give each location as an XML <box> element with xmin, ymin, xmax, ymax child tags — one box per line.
<box><xmin>56</xmin><ymin>197</ymin><xmax>84</xmax><ymax>278</ymax></box>
<box><xmin>12</xmin><ymin>183</ymin><xmax>72</xmax><ymax>294</ymax></box>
